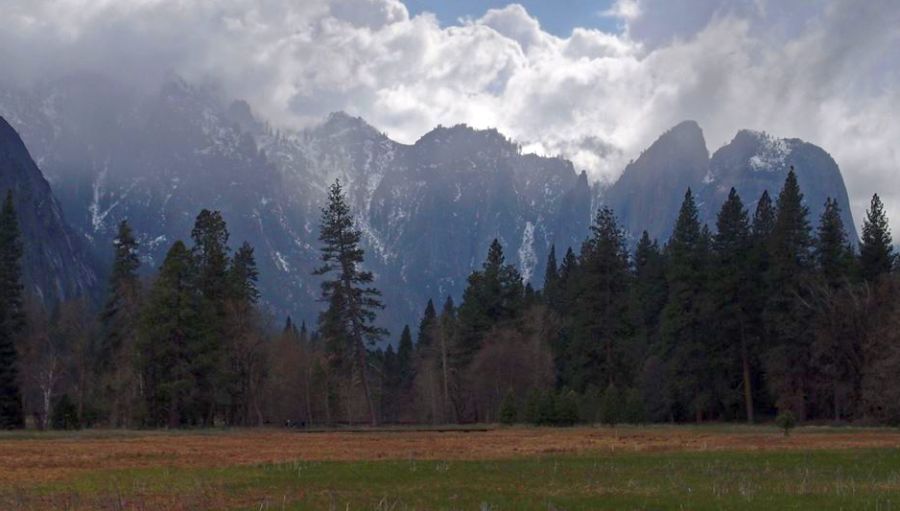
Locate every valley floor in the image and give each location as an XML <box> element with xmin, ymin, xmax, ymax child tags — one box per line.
<box><xmin>2</xmin><ymin>425</ymin><xmax>900</xmax><ymax>510</ymax></box>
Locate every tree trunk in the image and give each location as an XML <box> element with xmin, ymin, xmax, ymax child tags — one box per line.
<box><xmin>740</xmin><ymin>320</ymin><xmax>754</xmax><ymax>423</ymax></box>
<box><xmin>440</xmin><ymin>331</ymin><xmax>452</xmax><ymax>424</ymax></box>
<box><xmin>354</xmin><ymin>337</ymin><xmax>378</xmax><ymax>426</ymax></box>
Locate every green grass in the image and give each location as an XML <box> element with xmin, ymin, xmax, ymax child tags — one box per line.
<box><xmin>17</xmin><ymin>448</ymin><xmax>900</xmax><ymax>510</ymax></box>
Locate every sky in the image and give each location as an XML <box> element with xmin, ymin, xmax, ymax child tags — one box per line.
<box><xmin>2</xmin><ymin>0</ymin><xmax>899</xmax><ymax>230</ymax></box>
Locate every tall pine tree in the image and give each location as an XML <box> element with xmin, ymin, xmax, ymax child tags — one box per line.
<box><xmin>660</xmin><ymin>189</ymin><xmax>712</xmax><ymax>422</ymax></box>
<box><xmin>712</xmin><ymin>188</ymin><xmax>754</xmax><ymax>422</ymax></box>
<box><xmin>765</xmin><ymin>168</ymin><xmax>814</xmax><ymax>418</ymax></box>
<box><xmin>314</xmin><ymin>180</ymin><xmax>386</xmax><ymax>426</ymax></box>
<box><xmin>98</xmin><ymin>219</ymin><xmax>142</xmax><ymax>426</ymax></box>
<box><xmin>566</xmin><ymin>207</ymin><xmax>631</xmax><ymax>391</ymax></box>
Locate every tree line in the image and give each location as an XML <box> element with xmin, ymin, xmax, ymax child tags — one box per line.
<box><xmin>0</xmin><ymin>167</ymin><xmax>897</xmax><ymax>429</ymax></box>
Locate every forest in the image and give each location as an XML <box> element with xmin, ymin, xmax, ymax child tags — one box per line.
<box><xmin>0</xmin><ymin>167</ymin><xmax>897</xmax><ymax>430</ymax></box>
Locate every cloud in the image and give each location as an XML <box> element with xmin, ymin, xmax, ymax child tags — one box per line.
<box><xmin>1</xmin><ymin>0</ymin><xmax>899</xmax><ymax>230</ymax></box>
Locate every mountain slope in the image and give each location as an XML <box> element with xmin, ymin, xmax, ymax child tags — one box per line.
<box><xmin>0</xmin><ymin>115</ymin><xmax>99</xmax><ymax>304</ymax></box>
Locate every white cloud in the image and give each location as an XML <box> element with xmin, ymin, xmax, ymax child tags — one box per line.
<box><xmin>1</xmin><ymin>0</ymin><xmax>899</xmax><ymax>230</ymax></box>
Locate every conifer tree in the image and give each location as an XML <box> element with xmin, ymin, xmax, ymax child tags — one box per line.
<box><xmin>566</xmin><ymin>207</ymin><xmax>631</xmax><ymax>391</ymax></box>
<box><xmin>859</xmin><ymin>193</ymin><xmax>894</xmax><ymax>282</ymax></box>
<box><xmin>228</xmin><ymin>242</ymin><xmax>260</xmax><ymax>304</ymax></box>
<box><xmin>457</xmin><ymin>240</ymin><xmax>523</xmax><ymax>367</ymax></box>
<box><xmin>396</xmin><ymin>324</ymin><xmax>414</xmax><ymax>389</ymax></box>
<box><xmin>815</xmin><ymin>198</ymin><xmax>853</xmax><ymax>289</ymax></box>
<box><xmin>660</xmin><ymin>189</ymin><xmax>712</xmax><ymax>422</ymax></box>
<box><xmin>416</xmin><ymin>299</ymin><xmax>437</xmax><ymax>349</ymax></box>
<box><xmin>712</xmin><ymin>188</ymin><xmax>754</xmax><ymax>422</ymax></box>
<box><xmin>314</xmin><ymin>180</ymin><xmax>385</xmax><ymax>426</ymax></box>
<box><xmin>765</xmin><ymin>168</ymin><xmax>814</xmax><ymax>418</ymax></box>
<box><xmin>0</xmin><ymin>191</ymin><xmax>24</xmax><ymax>429</ymax></box>
<box><xmin>138</xmin><ymin>241</ymin><xmax>202</xmax><ymax>427</ymax></box>
<box><xmin>630</xmin><ymin>231</ymin><xmax>667</xmax><ymax>357</ymax></box>
<box><xmin>98</xmin><ymin>219</ymin><xmax>142</xmax><ymax>425</ymax></box>
<box><xmin>542</xmin><ymin>244</ymin><xmax>560</xmax><ymax>309</ymax></box>
<box><xmin>190</xmin><ymin>210</ymin><xmax>231</xmax><ymax>423</ymax></box>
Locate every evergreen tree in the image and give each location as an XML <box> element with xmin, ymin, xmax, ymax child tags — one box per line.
<box><xmin>191</xmin><ymin>210</ymin><xmax>231</xmax><ymax>305</ymax></box>
<box><xmin>138</xmin><ymin>241</ymin><xmax>202</xmax><ymax>427</ymax></box>
<box><xmin>542</xmin><ymin>245</ymin><xmax>560</xmax><ymax>309</ymax></box>
<box><xmin>815</xmin><ymin>198</ymin><xmax>853</xmax><ymax>289</ymax></box>
<box><xmin>190</xmin><ymin>210</ymin><xmax>231</xmax><ymax>424</ymax></box>
<box><xmin>416</xmin><ymin>299</ymin><xmax>437</xmax><ymax>349</ymax></box>
<box><xmin>228</xmin><ymin>242</ymin><xmax>260</xmax><ymax>304</ymax></box>
<box><xmin>712</xmin><ymin>188</ymin><xmax>754</xmax><ymax>422</ymax></box>
<box><xmin>0</xmin><ymin>191</ymin><xmax>24</xmax><ymax>429</ymax></box>
<box><xmin>630</xmin><ymin>231</ymin><xmax>667</xmax><ymax>363</ymax></box>
<box><xmin>98</xmin><ymin>219</ymin><xmax>142</xmax><ymax>425</ymax></box>
<box><xmin>859</xmin><ymin>194</ymin><xmax>894</xmax><ymax>282</ymax></box>
<box><xmin>457</xmin><ymin>240</ymin><xmax>523</xmax><ymax>368</ymax></box>
<box><xmin>765</xmin><ymin>169</ymin><xmax>814</xmax><ymax>418</ymax></box>
<box><xmin>565</xmin><ymin>207</ymin><xmax>631</xmax><ymax>391</ymax></box>
<box><xmin>660</xmin><ymin>189</ymin><xmax>713</xmax><ymax>422</ymax></box>
<box><xmin>396</xmin><ymin>325</ymin><xmax>414</xmax><ymax>389</ymax></box>
<box><xmin>314</xmin><ymin>180</ymin><xmax>386</xmax><ymax>426</ymax></box>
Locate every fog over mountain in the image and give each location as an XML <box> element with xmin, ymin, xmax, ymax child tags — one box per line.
<box><xmin>2</xmin><ymin>0</ymin><xmax>898</xmax><ymax>231</ymax></box>
<box><xmin>0</xmin><ymin>75</ymin><xmax>858</xmax><ymax>331</ymax></box>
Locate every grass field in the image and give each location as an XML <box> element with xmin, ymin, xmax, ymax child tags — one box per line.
<box><xmin>3</xmin><ymin>425</ymin><xmax>900</xmax><ymax>510</ymax></box>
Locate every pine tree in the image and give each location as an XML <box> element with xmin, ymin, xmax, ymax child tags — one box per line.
<box><xmin>765</xmin><ymin>168</ymin><xmax>814</xmax><ymax>418</ymax></box>
<box><xmin>565</xmin><ymin>207</ymin><xmax>631</xmax><ymax>391</ymax></box>
<box><xmin>815</xmin><ymin>198</ymin><xmax>853</xmax><ymax>289</ymax></box>
<box><xmin>542</xmin><ymin>245</ymin><xmax>560</xmax><ymax>309</ymax></box>
<box><xmin>190</xmin><ymin>210</ymin><xmax>231</xmax><ymax>424</ymax></box>
<box><xmin>712</xmin><ymin>188</ymin><xmax>754</xmax><ymax>422</ymax></box>
<box><xmin>416</xmin><ymin>299</ymin><xmax>437</xmax><ymax>349</ymax></box>
<box><xmin>138</xmin><ymin>241</ymin><xmax>202</xmax><ymax>427</ymax></box>
<box><xmin>98</xmin><ymin>219</ymin><xmax>142</xmax><ymax>426</ymax></box>
<box><xmin>228</xmin><ymin>242</ymin><xmax>260</xmax><ymax>304</ymax></box>
<box><xmin>457</xmin><ymin>240</ymin><xmax>523</xmax><ymax>368</ymax></box>
<box><xmin>192</xmin><ymin>210</ymin><xmax>231</xmax><ymax>305</ymax></box>
<box><xmin>630</xmin><ymin>231</ymin><xmax>667</xmax><ymax>362</ymax></box>
<box><xmin>0</xmin><ymin>191</ymin><xmax>24</xmax><ymax>429</ymax></box>
<box><xmin>660</xmin><ymin>189</ymin><xmax>712</xmax><ymax>422</ymax></box>
<box><xmin>859</xmin><ymin>194</ymin><xmax>894</xmax><ymax>282</ymax></box>
<box><xmin>314</xmin><ymin>180</ymin><xmax>386</xmax><ymax>426</ymax></box>
<box><xmin>396</xmin><ymin>325</ymin><xmax>414</xmax><ymax>390</ymax></box>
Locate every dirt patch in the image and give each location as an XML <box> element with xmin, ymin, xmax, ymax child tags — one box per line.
<box><xmin>3</xmin><ymin>426</ymin><xmax>900</xmax><ymax>486</ymax></box>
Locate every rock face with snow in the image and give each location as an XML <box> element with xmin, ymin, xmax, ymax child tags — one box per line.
<box><xmin>0</xmin><ymin>76</ymin><xmax>593</xmax><ymax>331</ymax></box>
<box><xmin>701</xmin><ymin>130</ymin><xmax>857</xmax><ymax>240</ymax></box>
<box><xmin>0</xmin><ymin>115</ymin><xmax>99</xmax><ymax>304</ymax></box>
<box><xmin>605</xmin><ymin>121</ymin><xmax>858</xmax><ymax>244</ymax></box>
<box><xmin>0</xmin><ymin>75</ymin><xmax>857</xmax><ymax>332</ymax></box>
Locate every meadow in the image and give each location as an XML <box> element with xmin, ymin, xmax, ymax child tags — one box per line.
<box><xmin>2</xmin><ymin>425</ymin><xmax>900</xmax><ymax>510</ymax></box>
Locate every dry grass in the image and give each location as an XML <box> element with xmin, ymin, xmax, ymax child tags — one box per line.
<box><xmin>3</xmin><ymin>425</ymin><xmax>900</xmax><ymax>487</ymax></box>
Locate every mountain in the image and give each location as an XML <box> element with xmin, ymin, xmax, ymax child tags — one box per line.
<box><xmin>0</xmin><ymin>76</ymin><xmax>593</xmax><ymax>331</ymax></box>
<box><xmin>701</xmin><ymin>129</ymin><xmax>857</xmax><ymax>240</ymax></box>
<box><xmin>605</xmin><ymin>121</ymin><xmax>710</xmax><ymax>242</ymax></box>
<box><xmin>605</xmin><ymin>122</ymin><xmax>858</xmax><ymax>244</ymax></box>
<box><xmin>0</xmin><ymin>115</ymin><xmax>99</xmax><ymax>304</ymax></box>
<box><xmin>0</xmin><ymin>75</ymin><xmax>858</xmax><ymax>333</ymax></box>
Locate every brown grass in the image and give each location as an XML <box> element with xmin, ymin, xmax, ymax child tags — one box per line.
<box><xmin>3</xmin><ymin>425</ymin><xmax>900</xmax><ymax>486</ymax></box>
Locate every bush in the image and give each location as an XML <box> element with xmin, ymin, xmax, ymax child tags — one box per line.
<box><xmin>775</xmin><ymin>410</ymin><xmax>797</xmax><ymax>436</ymax></box>
<box><xmin>499</xmin><ymin>391</ymin><xmax>518</xmax><ymax>425</ymax></box>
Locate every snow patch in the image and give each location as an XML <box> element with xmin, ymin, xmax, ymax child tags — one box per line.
<box><xmin>273</xmin><ymin>251</ymin><xmax>291</xmax><ymax>273</ymax></box>
<box><xmin>749</xmin><ymin>133</ymin><xmax>791</xmax><ymax>172</ymax></box>
<box><xmin>518</xmin><ymin>221</ymin><xmax>537</xmax><ymax>283</ymax></box>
